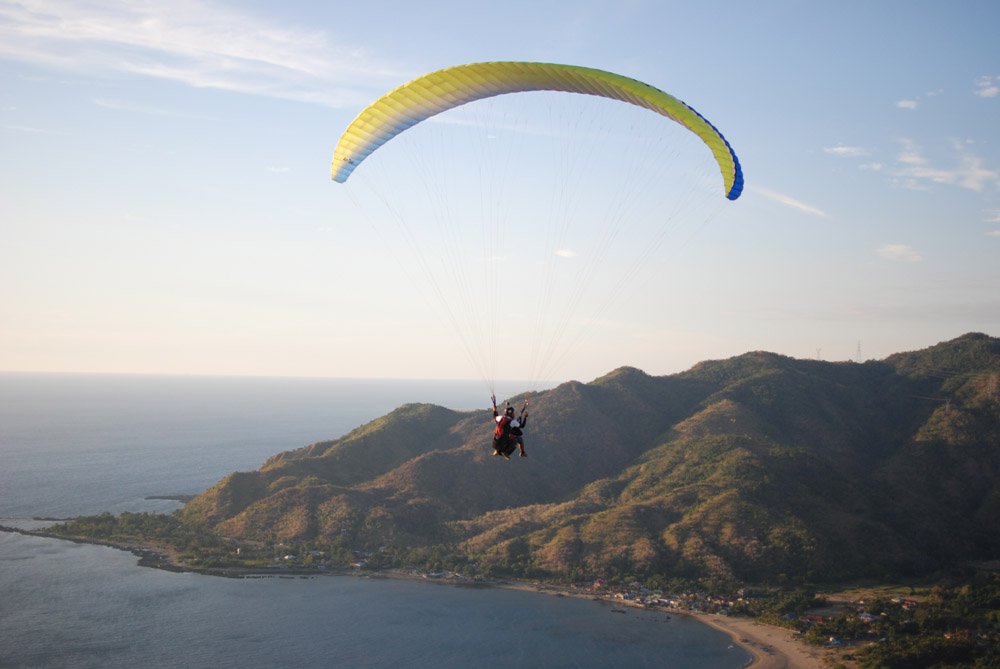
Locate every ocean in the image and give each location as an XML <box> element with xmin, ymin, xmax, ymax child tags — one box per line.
<box><xmin>0</xmin><ymin>373</ymin><xmax>749</xmax><ymax>668</ymax></box>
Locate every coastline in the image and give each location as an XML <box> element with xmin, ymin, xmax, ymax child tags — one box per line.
<box><xmin>2</xmin><ymin>525</ymin><xmax>825</xmax><ymax>668</ymax></box>
<box><xmin>494</xmin><ymin>580</ymin><xmax>825</xmax><ymax>669</ymax></box>
<box><xmin>687</xmin><ymin>611</ymin><xmax>826</xmax><ymax>669</ymax></box>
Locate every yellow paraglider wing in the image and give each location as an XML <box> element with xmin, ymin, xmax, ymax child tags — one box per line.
<box><xmin>332</xmin><ymin>61</ymin><xmax>743</xmax><ymax>200</ymax></box>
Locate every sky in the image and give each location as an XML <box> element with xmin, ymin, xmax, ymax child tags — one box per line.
<box><xmin>1</xmin><ymin>0</ymin><xmax>998</xmax><ymax>387</ymax></box>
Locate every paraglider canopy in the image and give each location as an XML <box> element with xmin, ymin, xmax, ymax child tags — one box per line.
<box><xmin>332</xmin><ymin>61</ymin><xmax>743</xmax><ymax>200</ymax></box>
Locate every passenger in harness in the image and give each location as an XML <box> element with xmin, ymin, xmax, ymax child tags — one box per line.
<box><xmin>510</xmin><ymin>402</ymin><xmax>528</xmax><ymax>458</ymax></box>
<box><xmin>491</xmin><ymin>395</ymin><xmax>528</xmax><ymax>459</ymax></box>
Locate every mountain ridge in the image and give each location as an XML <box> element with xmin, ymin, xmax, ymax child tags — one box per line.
<box><xmin>181</xmin><ymin>333</ymin><xmax>1000</xmax><ymax>584</ymax></box>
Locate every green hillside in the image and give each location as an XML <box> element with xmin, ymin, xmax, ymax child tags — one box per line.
<box><xmin>175</xmin><ymin>333</ymin><xmax>1000</xmax><ymax>584</ymax></box>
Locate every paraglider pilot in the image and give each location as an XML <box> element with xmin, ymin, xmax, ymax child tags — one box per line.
<box><xmin>491</xmin><ymin>395</ymin><xmax>528</xmax><ymax>459</ymax></box>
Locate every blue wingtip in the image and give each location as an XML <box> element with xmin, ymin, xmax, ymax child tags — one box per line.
<box><xmin>726</xmin><ymin>155</ymin><xmax>744</xmax><ymax>200</ymax></box>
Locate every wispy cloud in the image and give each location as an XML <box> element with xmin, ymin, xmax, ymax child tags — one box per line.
<box><xmin>974</xmin><ymin>75</ymin><xmax>999</xmax><ymax>99</ymax></box>
<box><xmin>892</xmin><ymin>138</ymin><xmax>1000</xmax><ymax>192</ymax></box>
<box><xmin>987</xmin><ymin>210</ymin><xmax>1000</xmax><ymax>236</ymax></box>
<box><xmin>824</xmin><ymin>145</ymin><xmax>868</xmax><ymax>157</ymax></box>
<box><xmin>896</xmin><ymin>89</ymin><xmax>944</xmax><ymax>109</ymax></box>
<box><xmin>1</xmin><ymin>123</ymin><xmax>73</xmax><ymax>135</ymax></box>
<box><xmin>897</xmin><ymin>138</ymin><xmax>927</xmax><ymax>166</ymax></box>
<box><xmin>93</xmin><ymin>97</ymin><xmax>218</xmax><ymax>120</ymax></box>
<box><xmin>751</xmin><ymin>186</ymin><xmax>830</xmax><ymax>218</ymax></box>
<box><xmin>825</xmin><ymin>144</ymin><xmax>883</xmax><ymax>173</ymax></box>
<box><xmin>555</xmin><ymin>249</ymin><xmax>577</xmax><ymax>258</ymax></box>
<box><xmin>878</xmin><ymin>244</ymin><xmax>923</xmax><ymax>262</ymax></box>
<box><xmin>0</xmin><ymin>0</ymin><xmax>402</xmax><ymax>107</ymax></box>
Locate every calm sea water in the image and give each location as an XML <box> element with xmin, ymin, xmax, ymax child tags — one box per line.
<box><xmin>0</xmin><ymin>373</ymin><xmax>497</xmax><ymax>518</ymax></box>
<box><xmin>0</xmin><ymin>373</ymin><xmax>748</xmax><ymax>668</ymax></box>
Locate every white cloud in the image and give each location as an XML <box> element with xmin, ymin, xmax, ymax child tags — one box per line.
<box><xmin>0</xmin><ymin>0</ymin><xmax>402</xmax><ymax>107</ymax></box>
<box><xmin>823</xmin><ymin>145</ymin><xmax>885</xmax><ymax>174</ymax></box>
<box><xmin>878</xmin><ymin>244</ymin><xmax>923</xmax><ymax>262</ymax></box>
<box><xmin>824</xmin><ymin>145</ymin><xmax>868</xmax><ymax>157</ymax></box>
<box><xmin>92</xmin><ymin>97</ymin><xmax>218</xmax><ymax>120</ymax></box>
<box><xmin>894</xmin><ymin>179</ymin><xmax>931</xmax><ymax>192</ymax></box>
<box><xmin>974</xmin><ymin>76</ymin><xmax>999</xmax><ymax>99</ymax></box>
<box><xmin>892</xmin><ymin>138</ymin><xmax>1000</xmax><ymax>192</ymax></box>
<box><xmin>555</xmin><ymin>249</ymin><xmax>577</xmax><ymax>258</ymax></box>
<box><xmin>1</xmin><ymin>123</ymin><xmax>72</xmax><ymax>135</ymax></box>
<box><xmin>94</xmin><ymin>98</ymin><xmax>155</xmax><ymax>113</ymax></box>
<box><xmin>750</xmin><ymin>186</ymin><xmax>830</xmax><ymax>218</ymax></box>
<box><xmin>897</xmin><ymin>138</ymin><xmax>927</xmax><ymax>166</ymax></box>
<box><xmin>896</xmin><ymin>99</ymin><xmax>919</xmax><ymax>110</ymax></box>
<box><xmin>985</xmin><ymin>211</ymin><xmax>1000</xmax><ymax>237</ymax></box>
<box><xmin>267</xmin><ymin>166</ymin><xmax>290</xmax><ymax>173</ymax></box>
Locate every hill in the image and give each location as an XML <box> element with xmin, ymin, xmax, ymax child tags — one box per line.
<box><xmin>180</xmin><ymin>333</ymin><xmax>1000</xmax><ymax>584</ymax></box>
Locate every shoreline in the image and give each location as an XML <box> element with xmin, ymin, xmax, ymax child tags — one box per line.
<box><xmin>492</xmin><ymin>579</ymin><xmax>824</xmax><ymax>669</ymax></box>
<box><xmin>2</xmin><ymin>525</ymin><xmax>825</xmax><ymax>668</ymax></box>
<box><xmin>687</xmin><ymin>611</ymin><xmax>827</xmax><ymax>669</ymax></box>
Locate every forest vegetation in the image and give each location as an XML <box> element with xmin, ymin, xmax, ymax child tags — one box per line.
<box><xmin>48</xmin><ymin>333</ymin><xmax>1000</xmax><ymax>666</ymax></box>
<box><xmin>153</xmin><ymin>333</ymin><xmax>1000</xmax><ymax>585</ymax></box>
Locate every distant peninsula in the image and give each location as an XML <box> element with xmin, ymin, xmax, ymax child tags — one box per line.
<box><xmin>36</xmin><ymin>332</ymin><xmax>1000</xmax><ymax>668</ymax></box>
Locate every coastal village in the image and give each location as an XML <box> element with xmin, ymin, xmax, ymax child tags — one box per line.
<box><xmin>406</xmin><ymin>570</ymin><xmax>1000</xmax><ymax>668</ymax></box>
<box><xmin>16</xmin><ymin>517</ymin><xmax>998</xmax><ymax>669</ymax></box>
<box><xmin>14</xmin><ymin>488</ymin><xmax>1000</xmax><ymax>669</ymax></box>
<box><xmin>221</xmin><ymin>541</ymin><xmax>1000</xmax><ymax>660</ymax></box>
<box><xmin>277</xmin><ymin>554</ymin><xmax>990</xmax><ymax>668</ymax></box>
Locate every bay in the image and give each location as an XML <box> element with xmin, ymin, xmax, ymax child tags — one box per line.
<box><xmin>0</xmin><ymin>532</ymin><xmax>747</xmax><ymax>669</ymax></box>
<box><xmin>0</xmin><ymin>373</ymin><xmax>750</xmax><ymax>668</ymax></box>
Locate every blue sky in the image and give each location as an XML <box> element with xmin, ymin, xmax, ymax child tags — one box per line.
<box><xmin>1</xmin><ymin>0</ymin><xmax>998</xmax><ymax>385</ymax></box>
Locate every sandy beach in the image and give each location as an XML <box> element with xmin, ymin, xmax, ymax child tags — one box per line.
<box><xmin>689</xmin><ymin>612</ymin><xmax>828</xmax><ymax>669</ymax></box>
